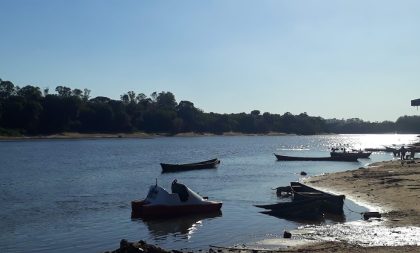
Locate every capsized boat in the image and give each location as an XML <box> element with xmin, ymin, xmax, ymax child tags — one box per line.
<box><xmin>131</xmin><ymin>180</ymin><xmax>222</xmax><ymax>218</ymax></box>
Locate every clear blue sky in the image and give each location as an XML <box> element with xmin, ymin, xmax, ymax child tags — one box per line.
<box><xmin>1</xmin><ymin>0</ymin><xmax>419</xmax><ymax>121</ymax></box>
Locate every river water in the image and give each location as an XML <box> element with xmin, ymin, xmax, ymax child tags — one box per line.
<box><xmin>0</xmin><ymin>134</ymin><xmax>417</xmax><ymax>252</ymax></box>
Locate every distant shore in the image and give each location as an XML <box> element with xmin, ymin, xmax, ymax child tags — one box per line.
<box><xmin>0</xmin><ymin>131</ymin><xmax>291</xmax><ymax>140</ymax></box>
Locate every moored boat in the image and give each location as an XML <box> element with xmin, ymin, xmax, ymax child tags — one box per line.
<box><xmin>274</xmin><ymin>153</ymin><xmax>358</xmax><ymax>162</ymax></box>
<box><xmin>290</xmin><ymin>182</ymin><xmax>345</xmax><ymax>214</ymax></box>
<box><xmin>161</xmin><ymin>158</ymin><xmax>220</xmax><ymax>173</ymax></box>
<box><xmin>384</xmin><ymin>146</ymin><xmax>399</xmax><ymax>152</ymax></box>
<box><xmin>131</xmin><ymin>180</ymin><xmax>222</xmax><ymax>218</ymax></box>
<box><xmin>365</xmin><ymin>148</ymin><xmax>387</xmax><ymax>152</ymax></box>
<box><xmin>258</xmin><ymin>199</ymin><xmax>324</xmax><ymax>220</ymax></box>
<box><xmin>330</xmin><ymin>150</ymin><xmax>372</xmax><ymax>159</ymax></box>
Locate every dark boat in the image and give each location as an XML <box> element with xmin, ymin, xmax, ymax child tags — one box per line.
<box><xmin>365</xmin><ymin>148</ymin><xmax>387</xmax><ymax>152</ymax></box>
<box><xmin>330</xmin><ymin>150</ymin><xmax>372</xmax><ymax>159</ymax></box>
<box><xmin>274</xmin><ymin>153</ymin><xmax>358</xmax><ymax>162</ymax></box>
<box><xmin>384</xmin><ymin>146</ymin><xmax>399</xmax><ymax>152</ymax></box>
<box><xmin>290</xmin><ymin>182</ymin><xmax>345</xmax><ymax>214</ymax></box>
<box><xmin>161</xmin><ymin>158</ymin><xmax>220</xmax><ymax>173</ymax></box>
<box><xmin>258</xmin><ymin>199</ymin><xmax>324</xmax><ymax>220</ymax></box>
<box><xmin>256</xmin><ymin>182</ymin><xmax>345</xmax><ymax>221</ymax></box>
<box><xmin>256</xmin><ymin>198</ymin><xmax>325</xmax><ymax>210</ymax></box>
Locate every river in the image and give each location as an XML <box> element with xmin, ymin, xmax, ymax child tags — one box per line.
<box><xmin>0</xmin><ymin>134</ymin><xmax>417</xmax><ymax>252</ymax></box>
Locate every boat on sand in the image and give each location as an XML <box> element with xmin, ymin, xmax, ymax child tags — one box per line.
<box><xmin>257</xmin><ymin>199</ymin><xmax>324</xmax><ymax>220</ymax></box>
<box><xmin>256</xmin><ymin>182</ymin><xmax>345</xmax><ymax>220</ymax></box>
<box><xmin>131</xmin><ymin>180</ymin><xmax>222</xmax><ymax>219</ymax></box>
<box><xmin>290</xmin><ymin>182</ymin><xmax>345</xmax><ymax>214</ymax></box>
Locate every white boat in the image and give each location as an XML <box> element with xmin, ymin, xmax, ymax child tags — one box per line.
<box><xmin>131</xmin><ymin>180</ymin><xmax>222</xmax><ymax>218</ymax></box>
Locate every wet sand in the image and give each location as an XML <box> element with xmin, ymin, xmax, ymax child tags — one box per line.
<box><xmin>306</xmin><ymin>159</ymin><xmax>420</xmax><ymax>226</ymax></box>
<box><xmin>214</xmin><ymin>159</ymin><xmax>420</xmax><ymax>252</ymax></box>
<box><xmin>285</xmin><ymin>158</ymin><xmax>420</xmax><ymax>252</ymax></box>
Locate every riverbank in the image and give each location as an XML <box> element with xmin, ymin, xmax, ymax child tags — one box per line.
<box><xmin>106</xmin><ymin>159</ymin><xmax>420</xmax><ymax>253</ymax></box>
<box><xmin>306</xmin><ymin>159</ymin><xmax>420</xmax><ymax>226</ymax></box>
<box><xmin>287</xmin><ymin>159</ymin><xmax>420</xmax><ymax>252</ymax></box>
<box><xmin>0</xmin><ymin>131</ymin><xmax>290</xmax><ymax>140</ymax></box>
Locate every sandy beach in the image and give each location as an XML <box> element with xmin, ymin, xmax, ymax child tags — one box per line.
<box><xmin>287</xmin><ymin>158</ymin><xmax>420</xmax><ymax>252</ymax></box>
<box><xmin>306</xmin><ymin>159</ymin><xmax>420</xmax><ymax>226</ymax></box>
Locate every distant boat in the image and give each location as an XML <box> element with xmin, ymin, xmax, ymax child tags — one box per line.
<box><xmin>330</xmin><ymin>150</ymin><xmax>372</xmax><ymax>159</ymax></box>
<box><xmin>131</xmin><ymin>180</ymin><xmax>222</xmax><ymax>219</ymax></box>
<box><xmin>274</xmin><ymin>153</ymin><xmax>358</xmax><ymax>162</ymax></box>
<box><xmin>160</xmin><ymin>158</ymin><xmax>220</xmax><ymax>173</ymax></box>
<box><xmin>384</xmin><ymin>146</ymin><xmax>399</xmax><ymax>152</ymax></box>
<box><xmin>365</xmin><ymin>148</ymin><xmax>387</xmax><ymax>152</ymax></box>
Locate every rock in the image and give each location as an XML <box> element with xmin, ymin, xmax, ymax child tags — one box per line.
<box><xmin>363</xmin><ymin>212</ymin><xmax>382</xmax><ymax>220</ymax></box>
<box><xmin>283</xmin><ymin>231</ymin><xmax>292</xmax><ymax>238</ymax></box>
<box><xmin>111</xmin><ymin>239</ymin><xmax>170</xmax><ymax>253</ymax></box>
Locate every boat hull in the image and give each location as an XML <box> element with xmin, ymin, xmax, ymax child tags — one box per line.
<box><xmin>131</xmin><ymin>200</ymin><xmax>223</xmax><ymax>218</ymax></box>
<box><xmin>161</xmin><ymin>158</ymin><xmax>220</xmax><ymax>173</ymax></box>
<box><xmin>330</xmin><ymin>151</ymin><xmax>371</xmax><ymax>159</ymax></box>
<box><xmin>274</xmin><ymin>154</ymin><xmax>358</xmax><ymax>162</ymax></box>
<box><xmin>256</xmin><ymin>198</ymin><xmax>325</xmax><ymax>220</ymax></box>
<box><xmin>291</xmin><ymin>182</ymin><xmax>345</xmax><ymax>214</ymax></box>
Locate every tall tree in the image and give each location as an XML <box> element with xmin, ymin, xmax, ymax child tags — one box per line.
<box><xmin>55</xmin><ymin>86</ymin><xmax>72</xmax><ymax>97</ymax></box>
<box><xmin>0</xmin><ymin>80</ymin><xmax>16</xmax><ymax>99</ymax></box>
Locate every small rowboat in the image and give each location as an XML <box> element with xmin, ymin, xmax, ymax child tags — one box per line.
<box><xmin>131</xmin><ymin>180</ymin><xmax>222</xmax><ymax>219</ymax></box>
<box><xmin>161</xmin><ymin>158</ymin><xmax>220</xmax><ymax>173</ymax></box>
<box><xmin>290</xmin><ymin>182</ymin><xmax>345</xmax><ymax>214</ymax></box>
<box><xmin>274</xmin><ymin>153</ymin><xmax>358</xmax><ymax>162</ymax></box>
<box><xmin>258</xmin><ymin>199</ymin><xmax>324</xmax><ymax>220</ymax></box>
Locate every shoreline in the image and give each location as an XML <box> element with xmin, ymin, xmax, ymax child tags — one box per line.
<box><xmin>305</xmin><ymin>159</ymin><xmax>420</xmax><ymax>226</ymax></box>
<box><xmin>107</xmin><ymin>159</ymin><xmax>420</xmax><ymax>253</ymax></box>
<box><xmin>2</xmin><ymin>131</ymin><xmax>412</xmax><ymax>141</ymax></box>
<box><xmin>0</xmin><ymin>131</ymin><xmax>292</xmax><ymax>141</ymax></box>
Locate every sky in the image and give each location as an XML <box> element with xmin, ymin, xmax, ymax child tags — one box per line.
<box><xmin>1</xmin><ymin>0</ymin><xmax>419</xmax><ymax>122</ymax></box>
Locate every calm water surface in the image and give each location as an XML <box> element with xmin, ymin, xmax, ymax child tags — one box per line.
<box><xmin>0</xmin><ymin>134</ymin><xmax>417</xmax><ymax>252</ymax></box>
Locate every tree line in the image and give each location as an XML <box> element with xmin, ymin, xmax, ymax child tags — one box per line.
<box><xmin>0</xmin><ymin>78</ymin><xmax>419</xmax><ymax>136</ymax></box>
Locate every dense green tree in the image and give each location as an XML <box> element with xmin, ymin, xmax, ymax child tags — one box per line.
<box><xmin>0</xmin><ymin>80</ymin><xmax>16</xmax><ymax>99</ymax></box>
<box><xmin>72</xmin><ymin>88</ymin><xmax>83</xmax><ymax>98</ymax></box>
<box><xmin>55</xmin><ymin>86</ymin><xmax>72</xmax><ymax>97</ymax></box>
<box><xmin>396</xmin><ymin>116</ymin><xmax>420</xmax><ymax>133</ymax></box>
<box><xmin>176</xmin><ymin>100</ymin><xmax>200</xmax><ymax>132</ymax></box>
<box><xmin>82</xmin><ymin>89</ymin><xmax>91</xmax><ymax>102</ymax></box>
<box><xmin>156</xmin><ymin>91</ymin><xmax>177</xmax><ymax>110</ymax></box>
<box><xmin>17</xmin><ymin>85</ymin><xmax>42</xmax><ymax>101</ymax></box>
<box><xmin>1</xmin><ymin>78</ymin><xmax>418</xmax><ymax>136</ymax></box>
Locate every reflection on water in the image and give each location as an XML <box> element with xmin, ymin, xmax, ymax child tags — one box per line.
<box><xmin>260</xmin><ymin>199</ymin><xmax>362</xmax><ymax>225</ymax></box>
<box><xmin>134</xmin><ymin>211</ymin><xmax>222</xmax><ymax>240</ymax></box>
<box><xmin>301</xmin><ymin>220</ymin><xmax>420</xmax><ymax>246</ymax></box>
